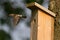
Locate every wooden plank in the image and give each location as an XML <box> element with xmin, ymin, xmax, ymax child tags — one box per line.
<box><xmin>30</xmin><ymin>9</ymin><xmax>38</xmax><ymax>40</ymax></box>
<box><xmin>37</xmin><ymin>10</ymin><xmax>54</xmax><ymax>40</ymax></box>
<box><xmin>26</xmin><ymin>2</ymin><xmax>56</xmax><ymax>17</ymax></box>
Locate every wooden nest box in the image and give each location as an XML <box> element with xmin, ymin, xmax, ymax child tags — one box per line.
<box><xmin>27</xmin><ymin>2</ymin><xmax>56</xmax><ymax>40</ymax></box>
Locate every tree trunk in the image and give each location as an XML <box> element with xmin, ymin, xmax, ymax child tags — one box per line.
<box><xmin>48</xmin><ymin>0</ymin><xmax>60</xmax><ymax>40</ymax></box>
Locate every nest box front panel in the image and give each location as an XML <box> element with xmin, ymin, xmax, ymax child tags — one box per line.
<box><xmin>37</xmin><ymin>10</ymin><xmax>54</xmax><ymax>40</ymax></box>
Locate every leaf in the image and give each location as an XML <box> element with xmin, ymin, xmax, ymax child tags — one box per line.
<box><xmin>0</xmin><ymin>30</ymin><xmax>11</xmax><ymax>40</ymax></box>
<box><xmin>25</xmin><ymin>0</ymin><xmax>43</xmax><ymax>4</ymax></box>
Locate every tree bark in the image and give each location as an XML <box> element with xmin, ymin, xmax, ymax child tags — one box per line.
<box><xmin>48</xmin><ymin>0</ymin><xmax>60</xmax><ymax>40</ymax></box>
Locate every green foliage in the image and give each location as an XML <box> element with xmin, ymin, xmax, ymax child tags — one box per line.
<box><xmin>3</xmin><ymin>2</ymin><xmax>25</xmax><ymax>15</ymax></box>
<box><xmin>0</xmin><ymin>19</ymin><xmax>6</xmax><ymax>24</ymax></box>
<box><xmin>3</xmin><ymin>2</ymin><xmax>13</xmax><ymax>15</ymax></box>
<box><xmin>25</xmin><ymin>0</ymin><xmax>44</xmax><ymax>4</ymax></box>
<box><xmin>25</xmin><ymin>0</ymin><xmax>35</xmax><ymax>3</ymax></box>
<box><xmin>0</xmin><ymin>30</ymin><xmax>11</xmax><ymax>40</ymax></box>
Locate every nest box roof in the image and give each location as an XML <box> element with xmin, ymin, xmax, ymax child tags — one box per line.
<box><xmin>26</xmin><ymin>2</ymin><xmax>56</xmax><ymax>17</ymax></box>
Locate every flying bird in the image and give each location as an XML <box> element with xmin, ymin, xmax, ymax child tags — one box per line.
<box><xmin>9</xmin><ymin>14</ymin><xmax>26</xmax><ymax>26</ymax></box>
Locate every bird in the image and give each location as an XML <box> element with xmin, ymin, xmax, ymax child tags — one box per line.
<box><xmin>9</xmin><ymin>14</ymin><xmax>26</xmax><ymax>26</ymax></box>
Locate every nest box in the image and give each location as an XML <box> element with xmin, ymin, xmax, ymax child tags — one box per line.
<box><xmin>27</xmin><ymin>2</ymin><xmax>56</xmax><ymax>40</ymax></box>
